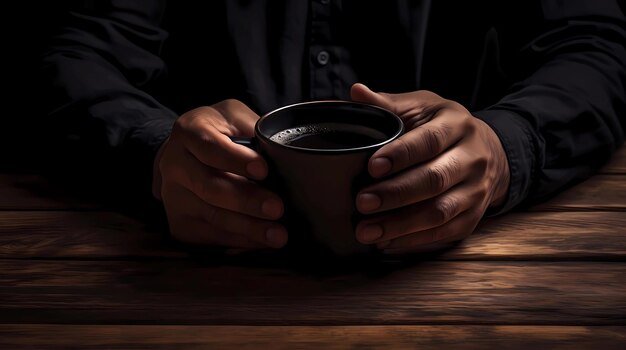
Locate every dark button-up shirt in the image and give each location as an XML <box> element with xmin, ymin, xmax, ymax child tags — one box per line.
<box><xmin>42</xmin><ymin>0</ymin><xmax>626</xmax><ymax>212</ymax></box>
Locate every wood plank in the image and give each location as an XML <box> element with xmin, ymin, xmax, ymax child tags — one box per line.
<box><xmin>442</xmin><ymin>212</ymin><xmax>626</xmax><ymax>261</ymax></box>
<box><xmin>601</xmin><ymin>146</ymin><xmax>626</xmax><ymax>174</ymax></box>
<box><xmin>1</xmin><ymin>211</ymin><xmax>625</xmax><ymax>260</ymax></box>
<box><xmin>0</xmin><ymin>260</ymin><xmax>624</xmax><ymax>325</ymax></box>
<box><xmin>0</xmin><ymin>211</ymin><xmax>184</xmax><ymax>259</ymax></box>
<box><xmin>530</xmin><ymin>175</ymin><xmax>626</xmax><ymax>211</ymax></box>
<box><xmin>1</xmin><ymin>325</ymin><xmax>624</xmax><ymax>350</ymax></box>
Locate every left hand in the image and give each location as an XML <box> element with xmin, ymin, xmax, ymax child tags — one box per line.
<box><xmin>351</xmin><ymin>83</ymin><xmax>510</xmax><ymax>254</ymax></box>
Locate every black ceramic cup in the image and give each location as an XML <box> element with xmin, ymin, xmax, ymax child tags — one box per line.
<box><xmin>232</xmin><ymin>101</ymin><xmax>403</xmax><ymax>256</ymax></box>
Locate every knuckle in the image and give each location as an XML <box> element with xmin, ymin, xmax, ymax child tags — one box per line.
<box><xmin>472</xmin><ymin>179</ymin><xmax>491</xmax><ymax>199</ymax></box>
<box><xmin>417</xmin><ymin>90</ymin><xmax>443</xmax><ymax>102</ymax></box>
<box><xmin>425</xmin><ymin>166</ymin><xmax>448</xmax><ymax>193</ymax></box>
<box><xmin>218</xmin><ymin>98</ymin><xmax>244</xmax><ymax>111</ymax></box>
<box><xmin>443</xmin><ymin>99</ymin><xmax>464</xmax><ymax>111</ymax></box>
<box><xmin>447</xmin><ymin>155</ymin><xmax>462</xmax><ymax>179</ymax></box>
<box><xmin>422</xmin><ymin>127</ymin><xmax>447</xmax><ymax>155</ymax></box>
<box><xmin>175</xmin><ymin>107</ymin><xmax>209</xmax><ymax>129</ymax></box>
<box><xmin>478</xmin><ymin>182</ymin><xmax>490</xmax><ymax>197</ymax></box>
<box><xmin>432</xmin><ymin>196</ymin><xmax>458</xmax><ymax>225</ymax></box>
<box><xmin>460</xmin><ymin>110</ymin><xmax>474</xmax><ymax>125</ymax></box>
<box><xmin>433</xmin><ymin>197</ymin><xmax>459</xmax><ymax>225</ymax></box>
<box><xmin>471</xmin><ymin>153</ymin><xmax>489</xmax><ymax>173</ymax></box>
<box><xmin>466</xmin><ymin>183</ymin><xmax>488</xmax><ymax>204</ymax></box>
<box><xmin>386</xmin><ymin>178</ymin><xmax>414</xmax><ymax>206</ymax></box>
<box><xmin>392</xmin><ymin>137</ymin><xmax>414</xmax><ymax>164</ymax></box>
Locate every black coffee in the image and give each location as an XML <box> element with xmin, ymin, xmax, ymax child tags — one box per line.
<box><xmin>269</xmin><ymin>123</ymin><xmax>387</xmax><ymax>150</ymax></box>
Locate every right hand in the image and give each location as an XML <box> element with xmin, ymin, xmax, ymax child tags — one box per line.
<box><xmin>153</xmin><ymin>99</ymin><xmax>288</xmax><ymax>249</ymax></box>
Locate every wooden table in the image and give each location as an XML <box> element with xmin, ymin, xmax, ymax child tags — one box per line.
<box><xmin>1</xmin><ymin>148</ymin><xmax>625</xmax><ymax>349</ymax></box>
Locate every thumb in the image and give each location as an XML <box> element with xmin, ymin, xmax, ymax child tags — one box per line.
<box><xmin>350</xmin><ymin>83</ymin><xmax>396</xmax><ymax>113</ymax></box>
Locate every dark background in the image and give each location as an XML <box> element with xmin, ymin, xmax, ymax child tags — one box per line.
<box><xmin>1</xmin><ymin>2</ymin><xmax>71</xmax><ymax>171</ymax></box>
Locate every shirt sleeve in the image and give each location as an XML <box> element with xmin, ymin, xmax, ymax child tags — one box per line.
<box><xmin>41</xmin><ymin>0</ymin><xmax>176</xmax><ymax>199</ymax></box>
<box><xmin>473</xmin><ymin>0</ymin><xmax>626</xmax><ymax>214</ymax></box>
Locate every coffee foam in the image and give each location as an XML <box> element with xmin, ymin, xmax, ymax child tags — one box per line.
<box><xmin>269</xmin><ymin>124</ymin><xmax>333</xmax><ymax>145</ymax></box>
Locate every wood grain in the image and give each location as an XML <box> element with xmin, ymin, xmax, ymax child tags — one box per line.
<box><xmin>0</xmin><ymin>260</ymin><xmax>624</xmax><ymax>325</ymax></box>
<box><xmin>1</xmin><ymin>211</ymin><xmax>625</xmax><ymax>260</ymax></box>
<box><xmin>0</xmin><ymin>143</ymin><xmax>623</xmax><ymax>348</ymax></box>
<box><xmin>0</xmin><ymin>211</ymin><xmax>184</xmax><ymax>259</ymax></box>
<box><xmin>443</xmin><ymin>211</ymin><xmax>626</xmax><ymax>260</ymax></box>
<box><xmin>1</xmin><ymin>325</ymin><xmax>624</xmax><ymax>350</ymax></box>
<box><xmin>601</xmin><ymin>146</ymin><xmax>626</xmax><ymax>174</ymax></box>
<box><xmin>530</xmin><ymin>175</ymin><xmax>626</xmax><ymax>211</ymax></box>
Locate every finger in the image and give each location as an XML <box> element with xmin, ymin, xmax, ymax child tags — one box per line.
<box><xmin>356</xmin><ymin>147</ymin><xmax>467</xmax><ymax>214</ymax></box>
<box><xmin>166</xmin><ymin>150</ymin><xmax>283</xmax><ymax>220</ymax></box>
<box><xmin>355</xmin><ymin>183</ymin><xmax>484</xmax><ymax>244</ymax></box>
<box><xmin>350</xmin><ymin>83</ymin><xmax>442</xmax><ymax>122</ymax></box>
<box><xmin>379</xmin><ymin>209</ymin><xmax>481</xmax><ymax>254</ymax></box>
<box><xmin>163</xmin><ymin>185</ymin><xmax>260</xmax><ymax>248</ymax></box>
<box><xmin>350</xmin><ymin>83</ymin><xmax>396</xmax><ymax>111</ymax></box>
<box><xmin>176</xmin><ymin>105</ymin><xmax>267</xmax><ymax>180</ymax></box>
<box><xmin>163</xmin><ymin>185</ymin><xmax>288</xmax><ymax>248</ymax></box>
<box><xmin>367</xmin><ymin>107</ymin><xmax>470</xmax><ymax>178</ymax></box>
<box><xmin>211</xmin><ymin>99</ymin><xmax>259</xmax><ymax>136</ymax></box>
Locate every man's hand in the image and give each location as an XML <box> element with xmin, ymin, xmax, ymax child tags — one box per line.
<box><xmin>153</xmin><ymin>99</ymin><xmax>288</xmax><ymax>249</ymax></box>
<box><xmin>351</xmin><ymin>84</ymin><xmax>510</xmax><ymax>254</ymax></box>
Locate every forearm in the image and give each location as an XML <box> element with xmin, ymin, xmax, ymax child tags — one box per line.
<box><xmin>475</xmin><ymin>15</ymin><xmax>626</xmax><ymax>212</ymax></box>
<box><xmin>41</xmin><ymin>0</ymin><xmax>176</xmax><ymax>197</ymax></box>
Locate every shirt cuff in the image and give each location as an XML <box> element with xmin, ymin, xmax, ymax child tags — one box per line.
<box><xmin>122</xmin><ymin>116</ymin><xmax>175</xmax><ymax>200</ymax></box>
<box><xmin>472</xmin><ymin>109</ymin><xmax>536</xmax><ymax>216</ymax></box>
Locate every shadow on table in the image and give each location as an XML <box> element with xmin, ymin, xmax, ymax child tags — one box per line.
<box><xmin>179</xmin><ymin>241</ymin><xmax>462</xmax><ymax>278</ymax></box>
<box><xmin>1</xmin><ymin>136</ymin><xmax>459</xmax><ymax>278</ymax></box>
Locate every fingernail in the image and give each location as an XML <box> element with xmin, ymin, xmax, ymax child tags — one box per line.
<box><xmin>357</xmin><ymin>193</ymin><xmax>381</xmax><ymax>212</ymax></box>
<box><xmin>266</xmin><ymin>227</ymin><xmax>288</xmax><ymax>248</ymax></box>
<box><xmin>246</xmin><ymin>160</ymin><xmax>266</xmax><ymax>179</ymax></box>
<box><xmin>261</xmin><ymin>198</ymin><xmax>283</xmax><ymax>218</ymax></box>
<box><xmin>357</xmin><ymin>224</ymin><xmax>383</xmax><ymax>243</ymax></box>
<box><xmin>370</xmin><ymin>157</ymin><xmax>392</xmax><ymax>177</ymax></box>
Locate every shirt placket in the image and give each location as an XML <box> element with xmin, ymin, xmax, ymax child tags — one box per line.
<box><xmin>309</xmin><ymin>0</ymin><xmax>335</xmax><ymax>100</ymax></box>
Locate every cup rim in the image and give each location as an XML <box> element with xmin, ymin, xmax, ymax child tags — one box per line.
<box><xmin>256</xmin><ymin>100</ymin><xmax>404</xmax><ymax>154</ymax></box>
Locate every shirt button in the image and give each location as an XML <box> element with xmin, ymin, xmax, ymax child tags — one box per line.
<box><xmin>316</xmin><ymin>50</ymin><xmax>330</xmax><ymax>65</ymax></box>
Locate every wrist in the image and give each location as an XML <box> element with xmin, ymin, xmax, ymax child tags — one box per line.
<box><xmin>476</xmin><ymin>118</ymin><xmax>510</xmax><ymax>208</ymax></box>
<box><xmin>490</xmin><ymin>155</ymin><xmax>510</xmax><ymax>207</ymax></box>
